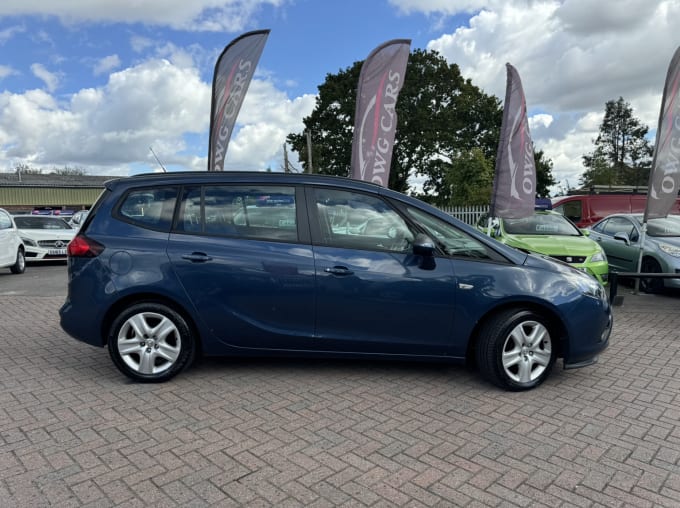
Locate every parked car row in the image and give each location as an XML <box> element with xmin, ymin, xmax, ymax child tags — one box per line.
<box><xmin>0</xmin><ymin>210</ymin><xmax>78</xmax><ymax>273</ymax></box>
<box><xmin>588</xmin><ymin>214</ymin><xmax>680</xmax><ymax>293</ymax></box>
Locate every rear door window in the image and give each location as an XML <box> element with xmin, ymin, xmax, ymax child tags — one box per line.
<box><xmin>175</xmin><ymin>185</ymin><xmax>298</xmax><ymax>243</ymax></box>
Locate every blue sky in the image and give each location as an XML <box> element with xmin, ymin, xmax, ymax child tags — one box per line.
<box><xmin>0</xmin><ymin>0</ymin><xmax>678</xmax><ymax>193</ymax></box>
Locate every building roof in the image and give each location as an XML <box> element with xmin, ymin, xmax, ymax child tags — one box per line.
<box><xmin>0</xmin><ymin>172</ymin><xmax>113</xmax><ymax>188</ymax></box>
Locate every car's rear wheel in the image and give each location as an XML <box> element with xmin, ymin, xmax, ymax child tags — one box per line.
<box><xmin>108</xmin><ymin>302</ymin><xmax>196</xmax><ymax>382</ymax></box>
<box><xmin>475</xmin><ymin>309</ymin><xmax>555</xmax><ymax>391</ymax></box>
<box><xmin>10</xmin><ymin>247</ymin><xmax>25</xmax><ymax>274</ymax></box>
<box><xmin>640</xmin><ymin>257</ymin><xmax>663</xmax><ymax>294</ymax></box>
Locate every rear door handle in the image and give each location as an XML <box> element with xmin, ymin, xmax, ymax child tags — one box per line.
<box><xmin>181</xmin><ymin>252</ymin><xmax>213</xmax><ymax>263</ymax></box>
<box><xmin>324</xmin><ymin>266</ymin><xmax>353</xmax><ymax>276</ymax></box>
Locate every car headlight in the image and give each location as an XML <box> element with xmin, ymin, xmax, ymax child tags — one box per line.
<box><xmin>20</xmin><ymin>236</ymin><xmax>37</xmax><ymax>247</ymax></box>
<box><xmin>565</xmin><ymin>270</ymin><xmax>606</xmax><ymax>301</ymax></box>
<box><xmin>590</xmin><ymin>250</ymin><xmax>607</xmax><ymax>263</ymax></box>
<box><xmin>659</xmin><ymin>243</ymin><xmax>680</xmax><ymax>257</ymax></box>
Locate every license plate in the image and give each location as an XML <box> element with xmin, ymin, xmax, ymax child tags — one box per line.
<box><xmin>48</xmin><ymin>249</ymin><xmax>66</xmax><ymax>255</ymax></box>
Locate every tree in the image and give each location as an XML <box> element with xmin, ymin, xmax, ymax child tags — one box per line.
<box><xmin>534</xmin><ymin>149</ymin><xmax>556</xmax><ymax>197</ymax></box>
<box><xmin>50</xmin><ymin>166</ymin><xmax>87</xmax><ymax>176</ymax></box>
<box><xmin>580</xmin><ymin>97</ymin><xmax>652</xmax><ymax>188</ymax></box>
<box><xmin>441</xmin><ymin>148</ymin><xmax>494</xmax><ymax>205</ymax></box>
<box><xmin>14</xmin><ymin>163</ymin><xmax>42</xmax><ymax>175</ymax></box>
<box><xmin>286</xmin><ymin>49</ymin><xmax>503</xmax><ymax>197</ymax></box>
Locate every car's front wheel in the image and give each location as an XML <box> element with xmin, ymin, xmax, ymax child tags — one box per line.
<box><xmin>475</xmin><ymin>309</ymin><xmax>556</xmax><ymax>391</ymax></box>
<box><xmin>108</xmin><ymin>302</ymin><xmax>196</xmax><ymax>382</ymax></box>
<box><xmin>640</xmin><ymin>257</ymin><xmax>663</xmax><ymax>294</ymax></box>
<box><xmin>10</xmin><ymin>247</ymin><xmax>25</xmax><ymax>274</ymax></box>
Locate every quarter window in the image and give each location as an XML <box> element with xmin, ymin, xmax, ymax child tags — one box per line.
<box><xmin>118</xmin><ymin>187</ymin><xmax>178</xmax><ymax>231</ymax></box>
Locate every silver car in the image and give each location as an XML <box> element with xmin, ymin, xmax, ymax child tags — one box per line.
<box><xmin>588</xmin><ymin>213</ymin><xmax>680</xmax><ymax>292</ymax></box>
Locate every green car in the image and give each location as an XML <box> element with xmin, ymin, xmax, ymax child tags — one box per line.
<box><xmin>476</xmin><ymin>211</ymin><xmax>609</xmax><ymax>285</ymax></box>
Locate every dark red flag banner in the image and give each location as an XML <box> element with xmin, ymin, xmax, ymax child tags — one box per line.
<box><xmin>489</xmin><ymin>63</ymin><xmax>536</xmax><ymax>219</ymax></box>
<box><xmin>208</xmin><ymin>29</ymin><xmax>270</xmax><ymax>172</ymax></box>
<box><xmin>350</xmin><ymin>39</ymin><xmax>411</xmax><ymax>187</ymax></box>
<box><xmin>644</xmin><ymin>46</ymin><xmax>680</xmax><ymax>220</ymax></box>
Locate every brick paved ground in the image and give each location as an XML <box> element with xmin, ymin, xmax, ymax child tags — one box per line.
<box><xmin>0</xmin><ymin>291</ymin><xmax>679</xmax><ymax>507</ymax></box>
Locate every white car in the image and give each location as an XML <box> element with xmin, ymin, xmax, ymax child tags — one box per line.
<box><xmin>0</xmin><ymin>208</ymin><xmax>26</xmax><ymax>274</ymax></box>
<box><xmin>13</xmin><ymin>215</ymin><xmax>76</xmax><ymax>262</ymax></box>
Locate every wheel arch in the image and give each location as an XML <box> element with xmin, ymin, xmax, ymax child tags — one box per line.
<box><xmin>465</xmin><ymin>301</ymin><xmax>568</xmax><ymax>365</ymax></box>
<box><xmin>100</xmin><ymin>292</ymin><xmax>203</xmax><ymax>357</ymax></box>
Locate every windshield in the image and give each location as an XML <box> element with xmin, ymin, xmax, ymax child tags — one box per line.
<box><xmin>503</xmin><ymin>213</ymin><xmax>581</xmax><ymax>236</ymax></box>
<box><xmin>14</xmin><ymin>216</ymin><xmax>72</xmax><ymax>230</ymax></box>
<box><xmin>646</xmin><ymin>216</ymin><xmax>680</xmax><ymax>237</ymax></box>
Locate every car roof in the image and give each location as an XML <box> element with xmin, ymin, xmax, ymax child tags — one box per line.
<box><xmin>102</xmin><ymin>170</ymin><xmax>435</xmax><ymax>216</ymax></box>
<box><xmin>105</xmin><ymin>171</ymin><xmax>383</xmax><ymax>190</ymax></box>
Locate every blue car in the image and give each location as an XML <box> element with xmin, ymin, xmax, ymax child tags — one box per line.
<box><xmin>59</xmin><ymin>172</ymin><xmax>611</xmax><ymax>390</ymax></box>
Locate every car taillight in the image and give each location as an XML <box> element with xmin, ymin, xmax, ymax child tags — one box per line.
<box><xmin>67</xmin><ymin>235</ymin><xmax>104</xmax><ymax>258</ymax></box>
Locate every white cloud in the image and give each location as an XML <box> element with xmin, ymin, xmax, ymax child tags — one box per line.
<box><xmin>130</xmin><ymin>35</ymin><xmax>154</xmax><ymax>53</ymax></box>
<box><xmin>30</xmin><ymin>63</ymin><xmax>60</xmax><ymax>92</ymax></box>
<box><xmin>226</xmin><ymin>80</ymin><xmax>316</xmax><ymax>170</ymax></box>
<box><xmin>420</xmin><ymin>0</ymin><xmax>680</xmax><ymax>193</ymax></box>
<box><xmin>93</xmin><ymin>54</ymin><xmax>121</xmax><ymax>76</ymax></box>
<box><xmin>1</xmin><ymin>60</ymin><xmax>208</xmax><ymax>172</ymax></box>
<box><xmin>0</xmin><ymin>24</ymin><xmax>25</xmax><ymax>44</ymax></box>
<box><xmin>0</xmin><ymin>56</ymin><xmax>315</xmax><ymax>175</ymax></box>
<box><xmin>0</xmin><ymin>65</ymin><xmax>17</xmax><ymax>80</ymax></box>
<box><xmin>389</xmin><ymin>0</ymin><xmax>504</xmax><ymax>15</ymax></box>
<box><xmin>0</xmin><ymin>0</ymin><xmax>287</xmax><ymax>32</ymax></box>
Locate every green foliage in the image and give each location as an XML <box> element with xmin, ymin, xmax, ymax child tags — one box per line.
<box><xmin>534</xmin><ymin>149</ymin><xmax>556</xmax><ymax>198</ymax></box>
<box><xmin>286</xmin><ymin>49</ymin><xmax>504</xmax><ymax>195</ymax></box>
<box><xmin>580</xmin><ymin>97</ymin><xmax>652</xmax><ymax>188</ymax></box>
<box><xmin>441</xmin><ymin>148</ymin><xmax>494</xmax><ymax>206</ymax></box>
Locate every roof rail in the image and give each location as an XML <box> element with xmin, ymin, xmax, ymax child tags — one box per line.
<box><xmin>567</xmin><ymin>185</ymin><xmax>648</xmax><ymax>195</ymax></box>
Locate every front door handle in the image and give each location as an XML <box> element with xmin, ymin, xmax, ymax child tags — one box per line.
<box><xmin>181</xmin><ymin>252</ymin><xmax>213</xmax><ymax>263</ymax></box>
<box><xmin>324</xmin><ymin>266</ymin><xmax>353</xmax><ymax>276</ymax></box>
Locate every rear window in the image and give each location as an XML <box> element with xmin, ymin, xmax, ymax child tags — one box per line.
<box><xmin>117</xmin><ymin>187</ymin><xmax>178</xmax><ymax>232</ymax></box>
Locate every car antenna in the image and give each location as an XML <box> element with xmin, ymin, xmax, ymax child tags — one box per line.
<box><xmin>149</xmin><ymin>146</ymin><xmax>167</xmax><ymax>172</ymax></box>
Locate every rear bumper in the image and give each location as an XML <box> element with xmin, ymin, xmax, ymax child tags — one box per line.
<box><xmin>60</xmin><ymin>299</ymin><xmax>106</xmax><ymax>347</ymax></box>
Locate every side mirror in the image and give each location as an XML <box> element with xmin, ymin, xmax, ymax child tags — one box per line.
<box><xmin>581</xmin><ymin>229</ymin><xmax>590</xmax><ymax>237</ymax></box>
<box><xmin>413</xmin><ymin>233</ymin><xmax>435</xmax><ymax>256</ymax></box>
<box><xmin>613</xmin><ymin>232</ymin><xmax>630</xmax><ymax>246</ymax></box>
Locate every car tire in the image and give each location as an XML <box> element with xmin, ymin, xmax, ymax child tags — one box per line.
<box><xmin>640</xmin><ymin>257</ymin><xmax>663</xmax><ymax>294</ymax></box>
<box><xmin>10</xmin><ymin>247</ymin><xmax>25</xmax><ymax>274</ymax></box>
<box><xmin>107</xmin><ymin>302</ymin><xmax>196</xmax><ymax>382</ymax></box>
<box><xmin>475</xmin><ymin>309</ymin><xmax>555</xmax><ymax>391</ymax></box>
